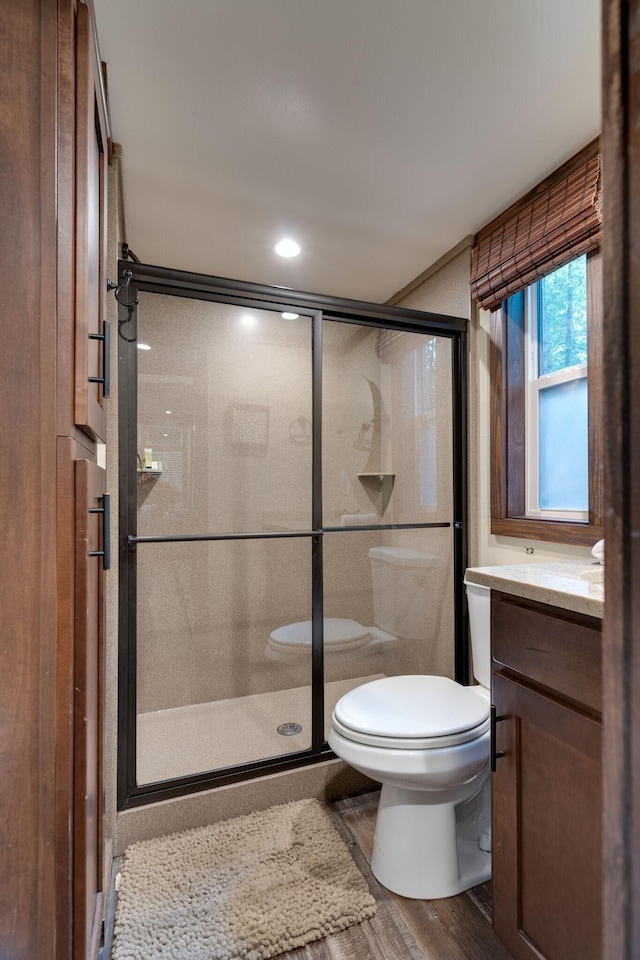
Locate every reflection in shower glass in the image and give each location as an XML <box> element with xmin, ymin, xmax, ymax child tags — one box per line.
<box><xmin>135</xmin><ymin>296</ymin><xmax>314</xmax><ymax>784</ymax></box>
<box><xmin>322</xmin><ymin>322</ymin><xmax>454</xmax><ymax>698</ymax></box>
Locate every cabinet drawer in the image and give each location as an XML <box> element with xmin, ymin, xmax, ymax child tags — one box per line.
<box><xmin>491</xmin><ymin>591</ymin><xmax>601</xmax><ymax>714</ymax></box>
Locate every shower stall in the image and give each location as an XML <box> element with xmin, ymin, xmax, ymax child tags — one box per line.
<box><xmin>117</xmin><ymin>260</ymin><xmax>467</xmax><ymax>808</ymax></box>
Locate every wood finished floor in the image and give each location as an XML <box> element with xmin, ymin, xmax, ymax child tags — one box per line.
<box><xmin>102</xmin><ymin>789</ymin><xmax>513</xmax><ymax>960</ymax></box>
<box><xmin>296</xmin><ymin>791</ymin><xmax>513</xmax><ymax>960</ymax></box>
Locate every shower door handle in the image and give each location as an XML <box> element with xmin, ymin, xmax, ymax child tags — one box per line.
<box><xmin>490</xmin><ymin>704</ymin><xmax>505</xmax><ymax>772</ymax></box>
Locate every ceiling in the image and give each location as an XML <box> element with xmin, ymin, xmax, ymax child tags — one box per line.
<box><xmin>93</xmin><ymin>0</ymin><xmax>601</xmax><ymax>303</ymax></box>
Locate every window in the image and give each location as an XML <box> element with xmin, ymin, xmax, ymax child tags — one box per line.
<box><xmin>488</xmin><ymin>250</ymin><xmax>602</xmax><ymax>545</ymax></box>
<box><xmin>471</xmin><ymin>139</ymin><xmax>603</xmax><ymax>545</ymax></box>
<box><xmin>524</xmin><ymin>256</ymin><xmax>589</xmax><ymax>521</ymax></box>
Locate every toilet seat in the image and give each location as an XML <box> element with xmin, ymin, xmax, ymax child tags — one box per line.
<box><xmin>268</xmin><ymin>617</ymin><xmax>369</xmax><ymax>652</ymax></box>
<box><xmin>332</xmin><ymin>675</ymin><xmax>490</xmax><ymax>750</ymax></box>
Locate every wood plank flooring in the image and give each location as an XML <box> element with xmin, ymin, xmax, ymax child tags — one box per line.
<box><xmin>305</xmin><ymin>791</ymin><xmax>513</xmax><ymax>960</ymax></box>
<box><xmin>103</xmin><ymin>789</ymin><xmax>513</xmax><ymax>960</ymax></box>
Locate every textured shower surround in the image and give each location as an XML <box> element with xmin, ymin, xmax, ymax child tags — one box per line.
<box><xmin>135</xmin><ymin>295</ymin><xmax>455</xmax><ymax>718</ymax></box>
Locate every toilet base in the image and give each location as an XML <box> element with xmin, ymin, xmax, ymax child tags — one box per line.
<box><xmin>370</xmin><ymin>780</ymin><xmax>491</xmax><ymax>899</ymax></box>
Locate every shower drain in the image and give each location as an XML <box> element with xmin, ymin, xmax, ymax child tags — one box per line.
<box><xmin>277</xmin><ymin>722</ymin><xmax>303</xmax><ymax>736</ymax></box>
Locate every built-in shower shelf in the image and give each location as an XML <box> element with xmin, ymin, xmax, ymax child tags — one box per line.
<box><xmin>357</xmin><ymin>472</ymin><xmax>395</xmax><ymax>481</ymax></box>
<box><xmin>357</xmin><ymin>472</ymin><xmax>395</xmax><ymax>515</ymax></box>
<box><xmin>137</xmin><ymin>468</ymin><xmax>162</xmax><ymax>483</ymax></box>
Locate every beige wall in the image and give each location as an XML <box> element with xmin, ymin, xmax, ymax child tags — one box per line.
<box><xmin>386</xmin><ymin>242</ymin><xmax>476</xmax><ymax>679</ymax></box>
<box><xmin>388</xmin><ymin>239</ymin><xmax>474</xmax><ymax>318</ymax></box>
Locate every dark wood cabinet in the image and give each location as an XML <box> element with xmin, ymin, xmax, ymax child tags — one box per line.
<box><xmin>0</xmin><ymin>1</ymin><xmax>110</xmax><ymax>957</ymax></box>
<box><xmin>74</xmin><ymin>1</ymin><xmax>109</xmax><ymax>442</ymax></box>
<box><xmin>491</xmin><ymin>591</ymin><xmax>602</xmax><ymax>960</ymax></box>
<box><xmin>74</xmin><ymin>460</ymin><xmax>107</xmax><ymax>960</ymax></box>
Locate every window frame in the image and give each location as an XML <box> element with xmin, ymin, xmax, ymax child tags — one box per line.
<box><xmin>489</xmin><ymin>249</ymin><xmax>603</xmax><ymax>545</ymax></box>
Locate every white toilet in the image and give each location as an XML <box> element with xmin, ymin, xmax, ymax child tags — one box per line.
<box><xmin>328</xmin><ymin>578</ymin><xmax>492</xmax><ymax>900</ymax></box>
<box><xmin>266</xmin><ymin>546</ymin><xmax>437</xmax><ymax>661</ymax></box>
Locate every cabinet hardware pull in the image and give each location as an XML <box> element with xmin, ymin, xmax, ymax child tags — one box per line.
<box><xmin>89</xmin><ymin>320</ymin><xmax>111</xmax><ymax>398</ymax></box>
<box><xmin>490</xmin><ymin>704</ymin><xmax>505</xmax><ymax>772</ymax></box>
<box><xmin>89</xmin><ymin>494</ymin><xmax>110</xmax><ymax>570</ymax></box>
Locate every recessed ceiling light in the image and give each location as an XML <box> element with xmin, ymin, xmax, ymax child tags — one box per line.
<box><xmin>281</xmin><ymin>312</ymin><xmax>299</xmax><ymax>320</ymax></box>
<box><xmin>275</xmin><ymin>238</ymin><xmax>300</xmax><ymax>258</ymax></box>
<box><xmin>137</xmin><ymin>343</ymin><xmax>151</xmax><ymax>350</ymax></box>
<box><xmin>240</xmin><ymin>315</ymin><xmax>257</xmax><ymax>328</ymax></box>
<box><xmin>165</xmin><ymin>410</ymin><xmax>172</xmax><ymax>415</ymax></box>
<box><xmin>163</xmin><ymin>434</ymin><xmax>169</xmax><ymax>438</ymax></box>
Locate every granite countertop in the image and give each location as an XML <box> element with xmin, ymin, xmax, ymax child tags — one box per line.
<box><xmin>464</xmin><ymin>560</ymin><xmax>604</xmax><ymax>619</ymax></box>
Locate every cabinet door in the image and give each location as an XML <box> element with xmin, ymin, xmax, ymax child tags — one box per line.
<box><xmin>75</xmin><ymin>2</ymin><xmax>108</xmax><ymax>442</ymax></box>
<box><xmin>492</xmin><ymin>671</ymin><xmax>602</xmax><ymax>960</ymax></box>
<box><xmin>74</xmin><ymin>460</ymin><xmax>107</xmax><ymax>960</ymax></box>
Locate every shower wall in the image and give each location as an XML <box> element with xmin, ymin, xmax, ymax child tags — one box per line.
<box><xmin>136</xmin><ymin>296</ymin><xmax>315</xmax><ymax>713</ymax></box>
<box><xmin>136</xmin><ymin>295</ymin><xmax>455</xmax><ymax>723</ymax></box>
<box><xmin>322</xmin><ymin>322</ymin><xmax>455</xmax><ymax>683</ymax></box>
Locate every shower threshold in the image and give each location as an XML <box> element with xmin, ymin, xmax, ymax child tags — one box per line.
<box><xmin>136</xmin><ymin>674</ymin><xmax>383</xmax><ymax>785</ymax></box>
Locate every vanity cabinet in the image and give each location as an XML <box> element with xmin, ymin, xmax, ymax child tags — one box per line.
<box><xmin>491</xmin><ymin>591</ymin><xmax>602</xmax><ymax>960</ymax></box>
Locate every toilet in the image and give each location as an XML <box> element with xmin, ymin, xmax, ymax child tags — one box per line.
<box><xmin>328</xmin><ymin>578</ymin><xmax>492</xmax><ymax>900</ymax></box>
<box><xmin>266</xmin><ymin>546</ymin><xmax>437</xmax><ymax>661</ymax></box>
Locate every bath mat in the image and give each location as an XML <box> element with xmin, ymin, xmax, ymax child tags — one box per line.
<box><xmin>111</xmin><ymin>798</ymin><xmax>376</xmax><ymax>960</ymax></box>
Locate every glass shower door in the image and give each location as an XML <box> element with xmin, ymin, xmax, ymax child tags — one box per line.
<box><xmin>133</xmin><ymin>295</ymin><xmax>315</xmax><ymax>785</ymax></box>
<box><xmin>118</xmin><ymin>258</ymin><xmax>466</xmax><ymax>807</ymax></box>
<box><xmin>321</xmin><ymin>321</ymin><xmax>455</xmax><ymax>729</ymax></box>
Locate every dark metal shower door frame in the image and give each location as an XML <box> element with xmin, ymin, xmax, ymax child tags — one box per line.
<box><xmin>117</xmin><ymin>258</ymin><xmax>468</xmax><ymax>809</ymax></box>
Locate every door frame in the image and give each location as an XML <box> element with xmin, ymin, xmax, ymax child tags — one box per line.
<box><xmin>602</xmin><ymin>1</ymin><xmax>640</xmax><ymax>956</ymax></box>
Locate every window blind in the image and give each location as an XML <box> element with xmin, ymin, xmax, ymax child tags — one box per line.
<box><xmin>470</xmin><ymin>139</ymin><xmax>601</xmax><ymax>311</ymax></box>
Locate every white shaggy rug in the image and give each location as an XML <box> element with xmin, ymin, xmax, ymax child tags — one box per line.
<box><xmin>112</xmin><ymin>798</ymin><xmax>376</xmax><ymax>960</ymax></box>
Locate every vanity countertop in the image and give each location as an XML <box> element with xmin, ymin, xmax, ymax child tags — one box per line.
<box><xmin>464</xmin><ymin>560</ymin><xmax>604</xmax><ymax>619</ymax></box>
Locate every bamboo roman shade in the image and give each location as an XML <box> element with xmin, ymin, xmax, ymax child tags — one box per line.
<box><xmin>470</xmin><ymin>139</ymin><xmax>601</xmax><ymax>311</ymax></box>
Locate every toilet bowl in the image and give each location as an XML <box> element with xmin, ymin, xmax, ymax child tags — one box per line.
<box><xmin>328</xmin><ymin>578</ymin><xmax>492</xmax><ymax>900</ymax></box>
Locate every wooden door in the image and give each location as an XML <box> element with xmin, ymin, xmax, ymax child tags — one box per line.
<box><xmin>75</xmin><ymin>2</ymin><xmax>109</xmax><ymax>442</ymax></box>
<box><xmin>492</xmin><ymin>671</ymin><xmax>602</xmax><ymax>960</ymax></box>
<box><xmin>74</xmin><ymin>459</ymin><xmax>107</xmax><ymax>960</ymax></box>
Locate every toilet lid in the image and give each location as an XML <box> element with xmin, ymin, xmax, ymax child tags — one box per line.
<box><xmin>269</xmin><ymin>618</ymin><xmax>369</xmax><ymax>651</ymax></box>
<box><xmin>333</xmin><ymin>675</ymin><xmax>490</xmax><ymax>739</ymax></box>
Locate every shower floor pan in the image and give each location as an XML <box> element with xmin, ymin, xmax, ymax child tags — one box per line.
<box><xmin>137</xmin><ymin>674</ymin><xmax>384</xmax><ymax>785</ymax></box>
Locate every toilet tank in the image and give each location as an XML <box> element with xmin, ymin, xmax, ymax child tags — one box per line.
<box><xmin>464</xmin><ymin>578</ymin><xmax>491</xmax><ymax>688</ymax></box>
<box><xmin>368</xmin><ymin>546</ymin><xmax>439</xmax><ymax>641</ymax></box>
